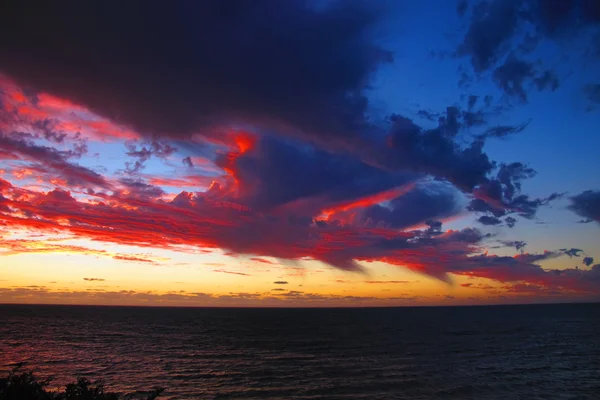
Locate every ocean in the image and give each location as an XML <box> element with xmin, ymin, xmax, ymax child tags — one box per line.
<box><xmin>1</xmin><ymin>303</ymin><xmax>599</xmax><ymax>399</ymax></box>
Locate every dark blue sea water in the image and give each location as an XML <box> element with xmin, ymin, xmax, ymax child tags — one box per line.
<box><xmin>1</xmin><ymin>303</ymin><xmax>599</xmax><ymax>399</ymax></box>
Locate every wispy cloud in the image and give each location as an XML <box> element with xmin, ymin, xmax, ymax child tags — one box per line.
<box><xmin>214</xmin><ymin>269</ymin><xmax>251</xmax><ymax>276</ymax></box>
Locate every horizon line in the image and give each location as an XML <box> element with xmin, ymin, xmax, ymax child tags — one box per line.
<box><xmin>1</xmin><ymin>300</ymin><xmax>598</xmax><ymax>310</ymax></box>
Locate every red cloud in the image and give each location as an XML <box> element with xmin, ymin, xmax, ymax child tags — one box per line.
<box><xmin>0</xmin><ymin>239</ymin><xmax>107</xmax><ymax>257</ymax></box>
<box><xmin>0</xmin><ymin>77</ymin><xmax>598</xmax><ymax>297</ymax></box>
<box><xmin>0</xmin><ymin>76</ymin><xmax>140</xmax><ymax>142</ymax></box>
<box><xmin>320</xmin><ymin>183</ymin><xmax>415</xmax><ymax>220</ymax></box>
<box><xmin>0</xmin><ymin>132</ymin><xmax>108</xmax><ymax>189</ymax></box>
<box><xmin>148</xmin><ymin>175</ymin><xmax>216</xmax><ymax>189</ymax></box>
<box><xmin>250</xmin><ymin>257</ymin><xmax>276</xmax><ymax>264</ymax></box>
<box><xmin>1</xmin><ymin>184</ymin><xmax>597</xmax><ymax>294</ymax></box>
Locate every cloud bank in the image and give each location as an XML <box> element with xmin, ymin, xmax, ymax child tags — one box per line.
<box><xmin>0</xmin><ymin>0</ymin><xmax>598</xmax><ymax>300</ymax></box>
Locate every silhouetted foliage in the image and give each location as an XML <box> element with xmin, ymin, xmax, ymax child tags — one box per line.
<box><xmin>0</xmin><ymin>366</ymin><xmax>164</xmax><ymax>400</ymax></box>
<box><xmin>0</xmin><ymin>366</ymin><xmax>53</xmax><ymax>400</ymax></box>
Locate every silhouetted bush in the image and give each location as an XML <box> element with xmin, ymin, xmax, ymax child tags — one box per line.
<box><xmin>0</xmin><ymin>366</ymin><xmax>164</xmax><ymax>400</ymax></box>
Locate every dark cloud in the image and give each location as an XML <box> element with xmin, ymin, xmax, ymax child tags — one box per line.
<box><xmin>458</xmin><ymin>0</ymin><xmax>590</xmax><ymax>62</ymax></box>
<box><xmin>118</xmin><ymin>178</ymin><xmax>165</xmax><ymax>199</ymax></box>
<box><xmin>1</xmin><ymin>0</ymin><xmax>542</xmax><ymax>221</ymax></box>
<box><xmin>468</xmin><ymin>198</ymin><xmax>503</xmax><ymax>216</ymax></box>
<box><xmin>505</xmin><ymin>216</ymin><xmax>517</xmax><ymax>227</ymax></box>
<box><xmin>492</xmin><ymin>56</ymin><xmax>536</xmax><ymax>102</ymax></box>
<box><xmin>273</xmin><ymin>281</ymin><xmax>289</xmax><ymax>285</ymax></box>
<box><xmin>125</xmin><ymin>140</ymin><xmax>177</xmax><ymax>173</ymax></box>
<box><xmin>561</xmin><ymin>248</ymin><xmax>583</xmax><ymax>258</ymax></box>
<box><xmin>0</xmin><ymin>91</ymin><xmax>68</xmax><ymax>144</ymax></box>
<box><xmin>230</xmin><ymin>135</ymin><xmax>413</xmax><ymax>212</ymax></box>
<box><xmin>418</xmin><ymin>95</ymin><xmax>521</xmax><ymax>138</ymax></box>
<box><xmin>417</xmin><ymin>103</ymin><xmax>490</xmax><ymax>133</ymax></box>
<box><xmin>467</xmin><ymin>94</ymin><xmax>479</xmax><ymax>109</ymax></box>
<box><xmin>496</xmin><ymin>162</ymin><xmax>536</xmax><ymax>199</ymax></box>
<box><xmin>361</xmin><ymin>183</ymin><xmax>462</xmax><ymax>229</ymax></box>
<box><xmin>182</xmin><ymin>156</ymin><xmax>194</xmax><ymax>168</ymax></box>
<box><xmin>83</xmin><ymin>277</ymin><xmax>105</xmax><ymax>282</ymax></box>
<box><xmin>502</xmin><ymin>240</ymin><xmax>527</xmax><ymax>252</ymax></box>
<box><xmin>0</xmin><ymin>0</ymin><xmax>392</xmax><ymax>146</ymax></box>
<box><xmin>568</xmin><ymin>190</ymin><xmax>600</xmax><ymax>224</ymax></box>
<box><xmin>531</xmin><ymin>0</ymin><xmax>600</xmax><ymax>34</ymax></box>
<box><xmin>416</xmin><ymin>99</ymin><xmax>527</xmax><ymax>143</ymax></box>
<box><xmin>222</xmin><ymin>108</ymin><xmax>511</xmax><ymax>218</ymax></box>
<box><xmin>456</xmin><ymin>0</ymin><xmax>600</xmax><ymax>100</ymax></box>
<box><xmin>469</xmin><ymin>162</ymin><xmax>560</xmax><ymax>221</ymax></box>
<box><xmin>417</xmin><ymin>109</ymin><xmax>439</xmax><ymax>122</ymax></box>
<box><xmin>492</xmin><ymin>56</ymin><xmax>559</xmax><ymax>102</ymax></box>
<box><xmin>28</xmin><ymin>119</ymin><xmax>70</xmax><ymax>145</ymax></box>
<box><xmin>441</xmin><ymin>106</ymin><xmax>462</xmax><ymax>137</ymax></box>
<box><xmin>532</xmin><ymin>0</ymin><xmax>578</xmax><ymax>35</ymax></box>
<box><xmin>0</xmin><ymin>131</ymin><xmax>108</xmax><ymax>188</ymax></box>
<box><xmin>477</xmin><ymin>215</ymin><xmax>503</xmax><ymax>225</ymax></box>
<box><xmin>581</xmin><ymin>0</ymin><xmax>600</xmax><ymax>23</ymax></box>
<box><xmin>385</xmin><ymin>115</ymin><xmax>494</xmax><ymax>191</ymax></box>
<box><xmin>457</xmin><ymin>0</ymin><xmax>521</xmax><ymax>72</ymax></box>
<box><xmin>462</xmin><ymin>109</ymin><xmax>487</xmax><ymax>128</ymax></box>
<box><xmin>479</xmin><ymin>120</ymin><xmax>530</xmax><ymax>140</ymax></box>
<box><xmin>533</xmin><ymin>70</ymin><xmax>560</xmax><ymax>92</ymax></box>
<box><xmin>425</xmin><ymin>219</ymin><xmax>443</xmax><ymax>234</ymax></box>
<box><xmin>510</xmin><ymin>193</ymin><xmax>563</xmax><ymax>219</ymax></box>
<box><xmin>0</xmin><ymin>1</ymin><xmax>544</xmax><ymax>231</ymax></box>
<box><xmin>583</xmin><ymin>257</ymin><xmax>594</xmax><ymax>267</ymax></box>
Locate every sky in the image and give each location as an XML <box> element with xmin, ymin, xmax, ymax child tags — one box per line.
<box><xmin>0</xmin><ymin>0</ymin><xmax>599</xmax><ymax>307</ymax></box>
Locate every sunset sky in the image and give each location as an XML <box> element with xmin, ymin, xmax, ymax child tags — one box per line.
<box><xmin>1</xmin><ymin>0</ymin><xmax>599</xmax><ymax>307</ymax></box>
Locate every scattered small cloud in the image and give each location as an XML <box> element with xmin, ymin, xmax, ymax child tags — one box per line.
<box><xmin>250</xmin><ymin>257</ymin><xmax>276</xmax><ymax>265</ymax></box>
<box><xmin>214</xmin><ymin>269</ymin><xmax>251</xmax><ymax>276</ymax></box>
<box><xmin>113</xmin><ymin>255</ymin><xmax>156</xmax><ymax>263</ymax></box>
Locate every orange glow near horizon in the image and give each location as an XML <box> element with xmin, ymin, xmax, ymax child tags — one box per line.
<box><xmin>0</xmin><ymin>75</ymin><xmax>598</xmax><ymax>308</ymax></box>
<box><xmin>2</xmin><ymin>244</ymin><xmax>574</xmax><ymax>307</ymax></box>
